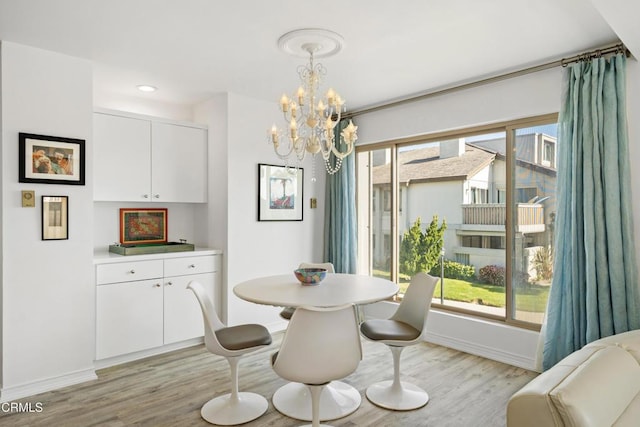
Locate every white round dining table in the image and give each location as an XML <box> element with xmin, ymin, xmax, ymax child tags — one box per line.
<box><xmin>233</xmin><ymin>273</ymin><xmax>399</xmax><ymax>422</ymax></box>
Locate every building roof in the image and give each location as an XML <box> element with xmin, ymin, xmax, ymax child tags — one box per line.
<box><xmin>372</xmin><ymin>144</ymin><xmax>496</xmax><ymax>185</ymax></box>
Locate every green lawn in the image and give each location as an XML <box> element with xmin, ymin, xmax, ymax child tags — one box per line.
<box><xmin>377</xmin><ymin>271</ymin><xmax>549</xmax><ymax>313</ymax></box>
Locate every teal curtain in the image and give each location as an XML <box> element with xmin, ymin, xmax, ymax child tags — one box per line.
<box><xmin>324</xmin><ymin>119</ymin><xmax>357</xmax><ymax>273</ymax></box>
<box><xmin>542</xmin><ymin>54</ymin><xmax>640</xmax><ymax>370</ymax></box>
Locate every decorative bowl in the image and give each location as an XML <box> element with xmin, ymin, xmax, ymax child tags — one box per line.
<box><xmin>294</xmin><ymin>268</ymin><xmax>327</xmax><ymax>285</ymax></box>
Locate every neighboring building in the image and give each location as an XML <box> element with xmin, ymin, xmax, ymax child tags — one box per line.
<box><xmin>370</xmin><ymin>133</ymin><xmax>557</xmax><ymax>279</ymax></box>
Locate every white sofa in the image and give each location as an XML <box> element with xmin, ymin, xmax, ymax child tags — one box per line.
<box><xmin>507</xmin><ymin>329</ymin><xmax>640</xmax><ymax>427</ymax></box>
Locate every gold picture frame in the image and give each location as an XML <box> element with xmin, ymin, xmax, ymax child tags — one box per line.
<box><xmin>119</xmin><ymin>208</ymin><xmax>168</xmax><ymax>244</ymax></box>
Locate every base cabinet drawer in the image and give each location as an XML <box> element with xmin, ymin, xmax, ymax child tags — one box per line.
<box><xmin>164</xmin><ymin>255</ymin><xmax>218</xmax><ymax>277</ymax></box>
<box><xmin>96</xmin><ymin>260</ymin><xmax>163</xmax><ymax>285</ymax></box>
<box><xmin>96</xmin><ymin>279</ymin><xmax>164</xmax><ymax>359</ymax></box>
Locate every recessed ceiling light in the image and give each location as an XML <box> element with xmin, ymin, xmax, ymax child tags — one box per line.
<box><xmin>137</xmin><ymin>85</ymin><xmax>157</xmax><ymax>92</ymax></box>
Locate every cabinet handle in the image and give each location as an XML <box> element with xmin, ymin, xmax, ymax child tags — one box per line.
<box><xmin>143</xmin><ymin>194</ymin><xmax>149</xmax><ymax>199</ymax></box>
<box><xmin>129</xmin><ymin>270</ymin><xmax>136</xmax><ymax>274</ymax></box>
<box><xmin>188</xmin><ymin>264</ymin><xmax>196</xmax><ymax>269</ymax></box>
<box><xmin>153</xmin><ymin>283</ymin><xmax>161</xmax><ymax>288</ymax></box>
<box><xmin>166</xmin><ymin>281</ymin><xmax>173</xmax><ymax>286</ymax></box>
<box><xmin>154</xmin><ymin>194</ymin><xmax>160</xmax><ymax>199</ymax></box>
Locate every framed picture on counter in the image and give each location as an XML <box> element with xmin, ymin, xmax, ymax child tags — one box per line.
<box><xmin>42</xmin><ymin>196</ymin><xmax>69</xmax><ymax>240</ymax></box>
<box><xmin>19</xmin><ymin>133</ymin><xmax>85</xmax><ymax>185</ymax></box>
<box><xmin>258</xmin><ymin>163</ymin><xmax>303</xmax><ymax>221</ymax></box>
<box><xmin>120</xmin><ymin>208</ymin><xmax>168</xmax><ymax>244</ymax></box>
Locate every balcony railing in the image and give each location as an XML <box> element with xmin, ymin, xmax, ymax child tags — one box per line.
<box><xmin>462</xmin><ymin>203</ymin><xmax>545</xmax><ymax>231</ymax></box>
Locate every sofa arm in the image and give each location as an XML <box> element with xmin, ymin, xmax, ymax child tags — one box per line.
<box><xmin>549</xmin><ymin>346</ymin><xmax>640</xmax><ymax>427</ymax></box>
<box><xmin>507</xmin><ymin>365</ymin><xmax>574</xmax><ymax>427</ymax></box>
<box><xmin>507</xmin><ymin>345</ymin><xmax>602</xmax><ymax>427</ymax></box>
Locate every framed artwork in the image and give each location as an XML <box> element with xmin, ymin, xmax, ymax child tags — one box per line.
<box><xmin>42</xmin><ymin>196</ymin><xmax>69</xmax><ymax>240</ymax></box>
<box><xmin>19</xmin><ymin>133</ymin><xmax>86</xmax><ymax>185</ymax></box>
<box><xmin>120</xmin><ymin>208</ymin><xmax>168</xmax><ymax>244</ymax></box>
<box><xmin>258</xmin><ymin>163</ymin><xmax>303</xmax><ymax>221</ymax></box>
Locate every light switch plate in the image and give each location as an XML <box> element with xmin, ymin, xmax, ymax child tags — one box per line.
<box><xmin>22</xmin><ymin>190</ymin><xmax>35</xmax><ymax>207</ymax></box>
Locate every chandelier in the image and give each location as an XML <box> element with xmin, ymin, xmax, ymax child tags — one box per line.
<box><xmin>269</xmin><ymin>29</ymin><xmax>358</xmax><ymax>175</ymax></box>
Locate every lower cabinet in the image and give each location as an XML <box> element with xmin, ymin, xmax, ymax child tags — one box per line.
<box><xmin>96</xmin><ymin>279</ymin><xmax>164</xmax><ymax>359</ymax></box>
<box><xmin>96</xmin><ymin>253</ymin><xmax>219</xmax><ymax>360</ymax></box>
<box><xmin>163</xmin><ymin>272</ymin><xmax>213</xmax><ymax>345</ymax></box>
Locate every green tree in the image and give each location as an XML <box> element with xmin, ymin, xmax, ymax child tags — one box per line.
<box><xmin>399</xmin><ymin>216</ymin><xmax>447</xmax><ymax>277</ymax></box>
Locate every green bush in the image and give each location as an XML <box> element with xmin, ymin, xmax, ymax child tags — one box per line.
<box><xmin>430</xmin><ymin>260</ymin><xmax>475</xmax><ymax>281</ymax></box>
<box><xmin>399</xmin><ymin>216</ymin><xmax>446</xmax><ymax>277</ymax></box>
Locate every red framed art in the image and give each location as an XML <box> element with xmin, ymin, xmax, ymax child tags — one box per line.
<box><xmin>119</xmin><ymin>208</ymin><xmax>168</xmax><ymax>244</ymax></box>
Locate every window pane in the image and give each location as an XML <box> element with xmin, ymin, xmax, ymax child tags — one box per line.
<box><xmin>397</xmin><ymin>134</ymin><xmax>506</xmax><ymax>316</ymax></box>
<box><xmin>355</xmin><ymin>116</ymin><xmax>556</xmax><ymax>327</ymax></box>
<box><xmin>511</xmin><ymin>125</ymin><xmax>557</xmax><ymax>324</ymax></box>
<box><xmin>357</xmin><ymin>149</ymin><xmax>392</xmax><ymax>280</ymax></box>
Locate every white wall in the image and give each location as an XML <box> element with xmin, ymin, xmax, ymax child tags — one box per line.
<box><xmin>0</xmin><ymin>42</ymin><xmax>95</xmax><ymax>400</ymax></box>
<box><xmin>195</xmin><ymin>92</ymin><xmax>327</xmax><ymax>330</ymax></box>
<box><xmin>357</xmin><ymin>68</ymin><xmax>560</xmax><ymax>145</ymax></box>
<box><xmin>93</xmin><ymin>91</ymin><xmax>195</xmax><ymax>123</ymax></box>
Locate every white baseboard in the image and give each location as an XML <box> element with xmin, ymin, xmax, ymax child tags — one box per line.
<box><xmin>363</xmin><ymin>302</ymin><xmax>540</xmax><ymax>372</ymax></box>
<box><xmin>1</xmin><ymin>368</ymin><xmax>97</xmax><ymax>403</ymax></box>
<box><xmin>94</xmin><ymin>337</ymin><xmax>203</xmax><ymax>370</ymax></box>
<box><xmin>424</xmin><ymin>330</ymin><xmax>537</xmax><ymax>371</ymax></box>
<box><xmin>1</xmin><ymin>338</ymin><xmax>206</xmax><ymax>402</ymax></box>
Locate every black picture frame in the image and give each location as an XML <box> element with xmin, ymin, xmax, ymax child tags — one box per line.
<box><xmin>19</xmin><ymin>133</ymin><xmax>85</xmax><ymax>185</ymax></box>
<box><xmin>42</xmin><ymin>195</ymin><xmax>69</xmax><ymax>240</ymax></box>
<box><xmin>258</xmin><ymin>163</ymin><xmax>303</xmax><ymax>221</ymax></box>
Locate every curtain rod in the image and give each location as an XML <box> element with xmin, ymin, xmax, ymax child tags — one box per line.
<box><xmin>345</xmin><ymin>42</ymin><xmax>628</xmax><ymax>119</ymax></box>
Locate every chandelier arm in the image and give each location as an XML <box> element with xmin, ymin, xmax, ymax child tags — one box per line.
<box><xmin>330</xmin><ymin>141</ymin><xmax>355</xmax><ymax>160</ymax></box>
<box><xmin>273</xmin><ymin>141</ymin><xmax>296</xmax><ymax>159</ymax></box>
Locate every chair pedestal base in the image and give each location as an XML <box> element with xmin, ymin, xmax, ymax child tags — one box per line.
<box><xmin>365</xmin><ymin>380</ymin><xmax>429</xmax><ymax>411</ymax></box>
<box><xmin>201</xmin><ymin>392</ymin><xmax>268</xmax><ymax>425</ymax></box>
<box><xmin>273</xmin><ymin>381</ymin><xmax>361</xmax><ymax>421</ymax></box>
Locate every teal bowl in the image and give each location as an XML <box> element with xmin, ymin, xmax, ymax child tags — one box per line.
<box><xmin>294</xmin><ymin>268</ymin><xmax>327</xmax><ymax>285</ymax></box>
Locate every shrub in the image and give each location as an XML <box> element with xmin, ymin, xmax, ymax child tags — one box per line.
<box><xmin>430</xmin><ymin>260</ymin><xmax>475</xmax><ymax>281</ymax></box>
<box><xmin>479</xmin><ymin>265</ymin><xmax>505</xmax><ymax>286</ymax></box>
<box><xmin>533</xmin><ymin>246</ymin><xmax>553</xmax><ymax>281</ymax></box>
<box><xmin>399</xmin><ymin>216</ymin><xmax>447</xmax><ymax>277</ymax></box>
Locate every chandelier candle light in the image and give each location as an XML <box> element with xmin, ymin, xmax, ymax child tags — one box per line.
<box><xmin>269</xmin><ymin>29</ymin><xmax>358</xmax><ymax>175</ymax></box>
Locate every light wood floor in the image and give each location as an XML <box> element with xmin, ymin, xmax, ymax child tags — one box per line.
<box><xmin>1</xmin><ymin>333</ymin><xmax>537</xmax><ymax>427</ymax></box>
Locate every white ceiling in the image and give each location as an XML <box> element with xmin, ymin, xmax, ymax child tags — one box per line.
<box><xmin>0</xmin><ymin>0</ymin><xmax>635</xmax><ymax>111</ymax></box>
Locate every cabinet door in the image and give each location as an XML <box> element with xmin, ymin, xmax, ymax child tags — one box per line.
<box><xmin>94</xmin><ymin>113</ymin><xmax>152</xmax><ymax>201</ymax></box>
<box><xmin>151</xmin><ymin>122</ymin><xmax>207</xmax><ymax>203</ymax></box>
<box><xmin>96</xmin><ymin>279</ymin><xmax>164</xmax><ymax>359</ymax></box>
<box><xmin>163</xmin><ymin>273</ymin><xmax>214</xmax><ymax>344</ymax></box>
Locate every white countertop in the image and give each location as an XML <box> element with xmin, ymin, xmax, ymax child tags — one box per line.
<box><xmin>93</xmin><ymin>247</ymin><xmax>222</xmax><ymax>264</ymax></box>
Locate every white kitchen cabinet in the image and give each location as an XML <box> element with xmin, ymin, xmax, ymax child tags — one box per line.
<box><xmin>163</xmin><ymin>255</ymin><xmax>219</xmax><ymax>344</ymax></box>
<box><xmin>96</xmin><ymin>278</ymin><xmax>164</xmax><ymax>359</ymax></box>
<box><xmin>93</xmin><ymin>113</ymin><xmax>151</xmax><ymax>202</ymax></box>
<box><xmin>93</xmin><ymin>110</ymin><xmax>208</xmax><ymax>203</ymax></box>
<box><xmin>163</xmin><ymin>273</ymin><xmax>212</xmax><ymax>344</ymax></box>
<box><xmin>152</xmin><ymin>122</ymin><xmax>207</xmax><ymax>203</ymax></box>
<box><xmin>95</xmin><ymin>252</ymin><xmax>220</xmax><ymax>361</ymax></box>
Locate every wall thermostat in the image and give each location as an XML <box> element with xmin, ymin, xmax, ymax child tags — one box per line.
<box><xmin>22</xmin><ymin>190</ymin><xmax>35</xmax><ymax>207</ymax></box>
